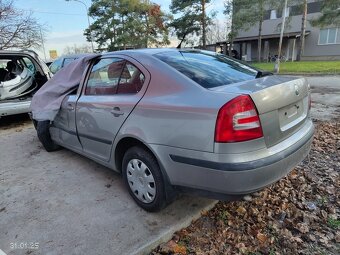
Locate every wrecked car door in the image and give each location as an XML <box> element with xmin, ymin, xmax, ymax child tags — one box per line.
<box><xmin>52</xmin><ymin>94</ymin><xmax>82</xmax><ymax>151</ymax></box>
<box><xmin>75</xmin><ymin>57</ymin><xmax>147</xmax><ymax>161</ymax></box>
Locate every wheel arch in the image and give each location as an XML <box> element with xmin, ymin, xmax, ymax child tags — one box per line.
<box><xmin>114</xmin><ymin>136</ymin><xmax>176</xmax><ymax>202</ymax></box>
<box><xmin>114</xmin><ymin>136</ymin><xmax>170</xmax><ymax>182</ymax></box>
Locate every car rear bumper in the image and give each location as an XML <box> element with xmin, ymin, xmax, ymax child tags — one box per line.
<box><xmin>150</xmin><ymin>120</ymin><xmax>314</xmax><ymax>196</ymax></box>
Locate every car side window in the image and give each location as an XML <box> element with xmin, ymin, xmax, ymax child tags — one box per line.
<box><xmin>49</xmin><ymin>58</ymin><xmax>63</xmax><ymax>74</ymax></box>
<box><xmin>117</xmin><ymin>62</ymin><xmax>145</xmax><ymax>94</ymax></box>
<box><xmin>22</xmin><ymin>57</ymin><xmax>36</xmax><ymax>73</ymax></box>
<box><xmin>85</xmin><ymin>58</ymin><xmax>125</xmax><ymax>95</ymax></box>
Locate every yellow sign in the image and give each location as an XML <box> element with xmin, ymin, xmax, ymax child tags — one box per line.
<box><xmin>49</xmin><ymin>50</ymin><xmax>58</xmax><ymax>59</ymax></box>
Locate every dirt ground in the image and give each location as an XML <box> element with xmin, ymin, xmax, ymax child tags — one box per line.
<box><xmin>307</xmin><ymin>76</ymin><xmax>340</xmax><ymax>121</ymax></box>
<box><xmin>0</xmin><ymin>114</ymin><xmax>215</xmax><ymax>255</ymax></box>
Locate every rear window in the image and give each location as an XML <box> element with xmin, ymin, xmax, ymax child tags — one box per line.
<box><xmin>155</xmin><ymin>51</ymin><xmax>257</xmax><ymax>88</ymax></box>
<box><xmin>63</xmin><ymin>58</ymin><xmax>77</xmax><ymax>67</ymax></box>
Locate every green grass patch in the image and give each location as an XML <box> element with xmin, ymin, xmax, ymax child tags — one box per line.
<box><xmin>251</xmin><ymin>61</ymin><xmax>340</xmax><ymax>74</ymax></box>
<box><xmin>327</xmin><ymin>218</ymin><xmax>340</xmax><ymax>229</ymax></box>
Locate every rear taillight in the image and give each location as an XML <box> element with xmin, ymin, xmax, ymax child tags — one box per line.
<box><xmin>215</xmin><ymin>95</ymin><xmax>263</xmax><ymax>143</ymax></box>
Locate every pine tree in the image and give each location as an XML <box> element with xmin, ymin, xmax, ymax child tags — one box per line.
<box><xmin>224</xmin><ymin>0</ymin><xmax>265</xmax><ymax>59</ymax></box>
<box><xmin>170</xmin><ymin>0</ymin><xmax>212</xmax><ymax>49</ymax></box>
<box><xmin>84</xmin><ymin>0</ymin><xmax>170</xmax><ymax>51</ymax></box>
<box><xmin>311</xmin><ymin>0</ymin><xmax>340</xmax><ymax>27</ymax></box>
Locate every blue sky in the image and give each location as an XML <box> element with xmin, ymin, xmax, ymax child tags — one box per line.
<box><xmin>14</xmin><ymin>0</ymin><xmax>225</xmax><ymax>59</ymax></box>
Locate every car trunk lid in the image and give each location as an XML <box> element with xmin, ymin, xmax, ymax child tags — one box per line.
<box><xmin>211</xmin><ymin>75</ymin><xmax>310</xmax><ymax>147</ymax></box>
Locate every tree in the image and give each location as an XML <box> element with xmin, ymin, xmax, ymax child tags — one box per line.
<box><xmin>296</xmin><ymin>0</ymin><xmax>307</xmax><ymax>61</ymax></box>
<box><xmin>63</xmin><ymin>44</ymin><xmax>93</xmax><ymax>55</ymax></box>
<box><xmin>206</xmin><ymin>19</ymin><xmax>229</xmax><ymax>45</ymax></box>
<box><xmin>253</xmin><ymin>0</ymin><xmax>279</xmax><ymax>62</ymax></box>
<box><xmin>226</xmin><ymin>0</ymin><xmax>280</xmax><ymax>61</ymax></box>
<box><xmin>84</xmin><ymin>0</ymin><xmax>170</xmax><ymax>51</ymax></box>
<box><xmin>0</xmin><ymin>0</ymin><xmax>44</xmax><ymax>50</ymax></box>
<box><xmin>170</xmin><ymin>0</ymin><xmax>213</xmax><ymax>49</ymax></box>
<box><xmin>224</xmin><ymin>0</ymin><xmax>255</xmax><ymax>56</ymax></box>
<box><xmin>311</xmin><ymin>0</ymin><xmax>340</xmax><ymax>27</ymax></box>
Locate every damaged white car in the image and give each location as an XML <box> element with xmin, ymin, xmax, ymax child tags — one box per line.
<box><xmin>0</xmin><ymin>50</ymin><xmax>51</xmax><ymax>117</ymax></box>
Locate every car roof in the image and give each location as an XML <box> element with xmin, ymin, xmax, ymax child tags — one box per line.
<box><xmin>0</xmin><ymin>50</ymin><xmax>39</xmax><ymax>59</ymax></box>
<box><xmin>59</xmin><ymin>53</ymin><xmax>92</xmax><ymax>59</ymax></box>
<box><xmin>102</xmin><ymin>48</ymin><xmax>203</xmax><ymax>57</ymax></box>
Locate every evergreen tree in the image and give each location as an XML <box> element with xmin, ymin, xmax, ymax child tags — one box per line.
<box><xmin>227</xmin><ymin>0</ymin><xmax>290</xmax><ymax>61</ymax></box>
<box><xmin>84</xmin><ymin>0</ymin><xmax>170</xmax><ymax>51</ymax></box>
<box><xmin>170</xmin><ymin>0</ymin><xmax>212</xmax><ymax>49</ymax></box>
<box><xmin>311</xmin><ymin>0</ymin><xmax>340</xmax><ymax>27</ymax></box>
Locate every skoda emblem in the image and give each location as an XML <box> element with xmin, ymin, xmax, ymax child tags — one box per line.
<box><xmin>295</xmin><ymin>85</ymin><xmax>299</xmax><ymax>96</ymax></box>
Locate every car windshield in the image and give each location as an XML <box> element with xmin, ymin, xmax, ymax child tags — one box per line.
<box><xmin>155</xmin><ymin>51</ymin><xmax>257</xmax><ymax>88</ymax></box>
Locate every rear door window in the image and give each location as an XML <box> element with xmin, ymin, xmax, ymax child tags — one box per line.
<box><xmin>155</xmin><ymin>51</ymin><xmax>257</xmax><ymax>88</ymax></box>
<box><xmin>85</xmin><ymin>58</ymin><xmax>125</xmax><ymax>95</ymax></box>
<box><xmin>117</xmin><ymin>63</ymin><xmax>145</xmax><ymax>94</ymax></box>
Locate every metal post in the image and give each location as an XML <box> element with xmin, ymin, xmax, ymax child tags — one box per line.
<box><xmin>40</xmin><ymin>28</ymin><xmax>47</xmax><ymax>61</ymax></box>
<box><xmin>66</xmin><ymin>0</ymin><xmax>95</xmax><ymax>52</ymax></box>
<box><xmin>292</xmin><ymin>38</ymin><xmax>296</xmax><ymax>62</ymax></box>
<box><xmin>275</xmin><ymin>0</ymin><xmax>288</xmax><ymax>74</ymax></box>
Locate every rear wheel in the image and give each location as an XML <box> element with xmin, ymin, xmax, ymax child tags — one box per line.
<box><xmin>36</xmin><ymin>121</ymin><xmax>60</xmax><ymax>152</ymax></box>
<box><xmin>122</xmin><ymin>146</ymin><xmax>167</xmax><ymax>212</ymax></box>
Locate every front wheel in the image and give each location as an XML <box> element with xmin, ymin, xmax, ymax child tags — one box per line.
<box><xmin>122</xmin><ymin>146</ymin><xmax>167</xmax><ymax>212</ymax></box>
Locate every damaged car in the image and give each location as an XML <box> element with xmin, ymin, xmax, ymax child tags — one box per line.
<box><xmin>0</xmin><ymin>50</ymin><xmax>51</xmax><ymax>118</ymax></box>
<box><xmin>31</xmin><ymin>49</ymin><xmax>314</xmax><ymax>212</ymax></box>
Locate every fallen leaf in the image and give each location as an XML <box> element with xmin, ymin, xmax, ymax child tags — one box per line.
<box><xmin>320</xmin><ymin>210</ymin><xmax>328</xmax><ymax>219</ymax></box>
<box><xmin>173</xmin><ymin>244</ymin><xmax>187</xmax><ymax>255</ymax></box>
<box><xmin>290</xmin><ymin>236</ymin><xmax>304</xmax><ymax>243</ymax></box>
<box><xmin>256</xmin><ymin>232</ymin><xmax>268</xmax><ymax>243</ymax></box>
<box><xmin>236</xmin><ymin>206</ymin><xmax>247</xmax><ymax>215</ymax></box>
<box><xmin>335</xmin><ymin>232</ymin><xmax>340</xmax><ymax>243</ymax></box>
<box><xmin>296</xmin><ymin>223</ymin><xmax>309</xmax><ymax>233</ymax></box>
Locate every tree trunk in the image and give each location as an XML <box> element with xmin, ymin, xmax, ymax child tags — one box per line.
<box><xmin>257</xmin><ymin>1</ymin><xmax>264</xmax><ymax>62</ymax></box>
<box><xmin>257</xmin><ymin>20</ymin><xmax>263</xmax><ymax>62</ymax></box>
<box><xmin>202</xmin><ymin>0</ymin><xmax>206</xmax><ymax>49</ymax></box>
<box><xmin>297</xmin><ymin>0</ymin><xmax>307</xmax><ymax>61</ymax></box>
<box><xmin>228</xmin><ymin>0</ymin><xmax>235</xmax><ymax>56</ymax></box>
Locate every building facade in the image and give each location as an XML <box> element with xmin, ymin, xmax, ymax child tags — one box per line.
<box><xmin>231</xmin><ymin>0</ymin><xmax>340</xmax><ymax>61</ymax></box>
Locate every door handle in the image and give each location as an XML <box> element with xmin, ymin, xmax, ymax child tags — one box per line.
<box><xmin>66</xmin><ymin>104</ymin><xmax>74</xmax><ymax>111</ymax></box>
<box><xmin>110</xmin><ymin>107</ymin><xmax>124</xmax><ymax>117</ymax></box>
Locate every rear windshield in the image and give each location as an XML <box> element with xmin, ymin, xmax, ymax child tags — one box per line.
<box><xmin>155</xmin><ymin>51</ymin><xmax>257</xmax><ymax>88</ymax></box>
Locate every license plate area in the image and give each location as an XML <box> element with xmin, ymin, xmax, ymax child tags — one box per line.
<box><xmin>279</xmin><ymin>99</ymin><xmax>306</xmax><ymax>132</ymax></box>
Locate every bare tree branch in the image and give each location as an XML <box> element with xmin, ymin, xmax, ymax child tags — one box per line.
<box><xmin>0</xmin><ymin>0</ymin><xmax>45</xmax><ymax>50</ymax></box>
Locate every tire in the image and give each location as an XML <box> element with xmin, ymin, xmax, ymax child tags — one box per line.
<box><xmin>122</xmin><ymin>146</ymin><xmax>167</xmax><ymax>212</ymax></box>
<box><xmin>36</xmin><ymin>120</ymin><xmax>60</xmax><ymax>152</ymax></box>
<box><xmin>32</xmin><ymin>119</ymin><xmax>37</xmax><ymax>130</ymax></box>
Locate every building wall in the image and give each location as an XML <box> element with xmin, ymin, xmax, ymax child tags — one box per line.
<box><xmin>304</xmin><ymin>26</ymin><xmax>340</xmax><ymax>58</ymax></box>
<box><xmin>235</xmin><ymin>1</ymin><xmax>340</xmax><ymax>60</ymax></box>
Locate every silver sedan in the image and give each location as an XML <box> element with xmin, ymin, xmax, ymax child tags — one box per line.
<box><xmin>34</xmin><ymin>49</ymin><xmax>314</xmax><ymax>211</ymax></box>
